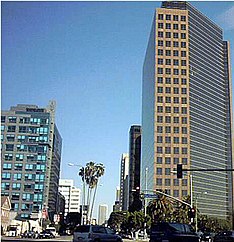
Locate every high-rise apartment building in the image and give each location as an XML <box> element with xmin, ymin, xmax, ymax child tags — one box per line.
<box><xmin>1</xmin><ymin>101</ymin><xmax>62</xmax><ymax>219</ymax></box>
<box><xmin>128</xmin><ymin>125</ymin><xmax>142</xmax><ymax>212</ymax></box>
<box><xmin>59</xmin><ymin>179</ymin><xmax>81</xmax><ymax>216</ymax></box>
<box><xmin>142</xmin><ymin>1</ymin><xmax>233</xmax><ymax>220</ymax></box>
<box><xmin>119</xmin><ymin>153</ymin><xmax>129</xmax><ymax>211</ymax></box>
<box><xmin>98</xmin><ymin>204</ymin><xmax>108</xmax><ymax>225</ymax></box>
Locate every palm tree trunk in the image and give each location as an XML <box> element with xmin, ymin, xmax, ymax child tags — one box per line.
<box><xmin>89</xmin><ymin>184</ymin><xmax>98</xmax><ymax>222</ymax></box>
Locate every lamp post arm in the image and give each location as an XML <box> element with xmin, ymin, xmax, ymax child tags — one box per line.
<box><xmin>142</xmin><ymin>189</ymin><xmax>192</xmax><ymax>208</ymax></box>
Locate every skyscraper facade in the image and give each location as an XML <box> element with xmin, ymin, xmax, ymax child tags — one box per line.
<box><xmin>98</xmin><ymin>204</ymin><xmax>108</xmax><ymax>225</ymax></box>
<box><xmin>128</xmin><ymin>125</ymin><xmax>142</xmax><ymax>212</ymax></box>
<box><xmin>142</xmin><ymin>1</ymin><xmax>233</xmax><ymax>220</ymax></box>
<box><xmin>1</xmin><ymin>101</ymin><xmax>62</xmax><ymax>219</ymax></box>
<box><xmin>119</xmin><ymin>153</ymin><xmax>129</xmax><ymax>211</ymax></box>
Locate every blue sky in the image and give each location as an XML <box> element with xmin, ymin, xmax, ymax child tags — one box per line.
<box><xmin>2</xmin><ymin>1</ymin><xmax>234</xmax><ymax>219</ymax></box>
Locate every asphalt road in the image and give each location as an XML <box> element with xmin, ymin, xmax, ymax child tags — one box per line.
<box><xmin>1</xmin><ymin>236</ymin><xmax>138</xmax><ymax>242</ymax></box>
<box><xmin>1</xmin><ymin>236</ymin><xmax>73</xmax><ymax>242</ymax></box>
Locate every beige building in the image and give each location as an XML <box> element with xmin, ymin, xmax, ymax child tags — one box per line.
<box><xmin>142</xmin><ymin>1</ymin><xmax>233</xmax><ymax>220</ymax></box>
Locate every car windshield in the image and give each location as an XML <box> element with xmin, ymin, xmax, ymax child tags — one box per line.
<box><xmin>151</xmin><ymin>223</ymin><xmax>185</xmax><ymax>233</ymax></box>
<box><xmin>74</xmin><ymin>225</ymin><xmax>90</xmax><ymax>233</ymax></box>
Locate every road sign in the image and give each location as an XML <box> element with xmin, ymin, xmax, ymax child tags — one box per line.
<box><xmin>144</xmin><ymin>194</ymin><xmax>158</xmax><ymax>199</ymax></box>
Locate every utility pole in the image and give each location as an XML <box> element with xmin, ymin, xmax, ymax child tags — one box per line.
<box><xmin>144</xmin><ymin>167</ymin><xmax>148</xmax><ymax>239</ymax></box>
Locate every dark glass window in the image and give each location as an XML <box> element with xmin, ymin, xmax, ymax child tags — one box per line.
<box><xmin>166</xmin><ymin>23</ymin><xmax>171</xmax><ymax>29</ymax></box>
<box><xmin>173</xmin><ymin>15</ymin><xmax>178</xmax><ymax>21</ymax></box>
<box><xmin>158</xmin><ymin>14</ymin><xmax>164</xmax><ymax>20</ymax></box>
<box><xmin>166</xmin><ymin>14</ymin><xmax>171</xmax><ymax>20</ymax></box>
<box><xmin>158</xmin><ymin>23</ymin><xmax>163</xmax><ymax>29</ymax></box>
<box><xmin>165</xmin><ymin>97</ymin><xmax>171</xmax><ymax>103</ymax></box>
<box><xmin>166</xmin><ymin>32</ymin><xmax>171</xmax><ymax>38</ymax></box>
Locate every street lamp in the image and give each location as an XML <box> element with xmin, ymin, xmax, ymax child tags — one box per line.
<box><xmin>68</xmin><ymin>163</ymin><xmax>85</xmax><ymax>225</ymax></box>
<box><xmin>194</xmin><ymin>191</ymin><xmax>208</xmax><ymax>232</ymax></box>
<box><xmin>144</xmin><ymin>167</ymin><xmax>148</xmax><ymax>239</ymax></box>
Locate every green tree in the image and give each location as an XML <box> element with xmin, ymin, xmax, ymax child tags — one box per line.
<box><xmin>108</xmin><ymin>211</ymin><xmax>128</xmax><ymax>231</ymax></box>
<box><xmin>172</xmin><ymin>196</ymin><xmax>191</xmax><ymax>223</ymax></box>
<box><xmin>147</xmin><ymin>194</ymin><xmax>173</xmax><ymax>223</ymax></box>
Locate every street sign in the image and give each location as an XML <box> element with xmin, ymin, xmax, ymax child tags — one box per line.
<box><xmin>144</xmin><ymin>194</ymin><xmax>158</xmax><ymax>199</ymax></box>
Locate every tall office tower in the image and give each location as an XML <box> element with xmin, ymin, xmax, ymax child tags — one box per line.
<box><xmin>1</xmin><ymin>101</ymin><xmax>62</xmax><ymax>219</ymax></box>
<box><xmin>116</xmin><ymin>186</ymin><xmax>120</xmax><ymax>202</ymax></box>
<box><xmin>98</xmin><ymin>204</ymin><xmax>108</xmax><ymax>225</ymax></box>
<box><xmin>119</xmin><ymin>153</ymin><xmax>129</xmax><ymax>211</ymax></box>
<box><xmin>128</xmin><ymin>125</ymin><xmax>142</xmax><ymax>212</ymax></box>
<box><xmin>59</xmin><ymin>179</ymin><xmax>81</xmax><ymax>216</ymax></box>
<box><xmin>142</xmin><ymin>1</ymin><xmax>233</xmax><ymax>220</ymax></box>
<box><xmin>113</xmin><ymin>186</ymin><xmax>121</xmax><ymax>212</ymax></box>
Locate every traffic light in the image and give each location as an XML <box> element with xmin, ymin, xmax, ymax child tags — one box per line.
<box><xmin>177</xmin><ymin>164</ymin><xmax>183</xmax><ymax>178</ymax></box>
<box><xmin>188</xmin><ymin>207</ymin><xmax>196</xmax><ymax>218</ymax></box>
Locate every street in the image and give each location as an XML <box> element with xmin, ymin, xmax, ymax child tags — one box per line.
<box><xmin>1</xmin><ymin>236</ymin><xmax>142</xmax><ymax>242</ymax></box>
<box><xmin>1</xmin><ymin>236</ymin><xmax>73</xmax><ymax>242</ymax></box>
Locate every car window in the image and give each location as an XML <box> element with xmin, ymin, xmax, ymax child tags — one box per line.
<box><xmin>106</xmin><ymin>228</ymin><xmax>115</xmax><ymax>234</ymax></box>
<box><xmin>184</xmin><ymin>224</ymin><xmax>194</xmax><ymax>233</ymax></box>
<box><xmin>92</xmin><ymin>226</ymin><xmax>106</xmax><ymax>234</ymax></box>
<box><xmin>168</xmin><ymin>223</ymin><xmax>185</xmax><ymax>232</ymax></box>
<box><xmin>74</xmin><ymin>225</ymin><xmax>90</xmax><ymax>233</ymax></box>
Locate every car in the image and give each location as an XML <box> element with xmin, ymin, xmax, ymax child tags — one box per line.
<box><xmin>213</xmin><ymin>231</ymin><xmax>234</xmax><ymax>242</ymax></box>
<box><xmin>38</xmin><ymin>230</ymin><xmax>55</xmax><ymax>239</ymax></box>
<box><xmin>200</xmin><ymin>232</ymin><xmax>215</xmax><ymax>242</ymax></box>
<box><xmin>73</xmin><ymin>225</ymin><xmax>123</xmax><ymax>242</ymax></box>
<box><xmin>21</xmin><ymin>231</ymin><xmax>39</xmax><ymax>239</ymax></box>
<box><xmin>150</xmin><ymin>222</ymin><xmax>200</xmax><ymax>242</ymax></box>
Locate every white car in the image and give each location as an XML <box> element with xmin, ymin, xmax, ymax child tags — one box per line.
<box><xmin>73</xmin><ymin>225</ymin><xmax>122</xmax><ymax>242</ymax></box>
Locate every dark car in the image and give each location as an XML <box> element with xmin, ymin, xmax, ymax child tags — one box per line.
<box><xmin>200</xmin><ymin>232</ymin><xmax>215</xmax><ymax>242</ymax></box>
<box><xmin>39</xmin><ymin>230</ymin><xmax>55</xmax><ymax>239</ymax></box>
<box><xmin>214</xmin><ymin>231</ymin><xmax>234</xmax><ymax>242</ymax></box>
<box><xmin>150</xmin><ymin>222</ymin><xmax>200</xmax><ymax>242</ymax></box>
<box><xmin>21</xmin><ymin>231</ymin><xmax>39</xmax><ymax>239</ymax></box>
<box><xmin>73</xmin><ymin>225</ymin><xmax>122</xmax><ymax>242</ymax></box>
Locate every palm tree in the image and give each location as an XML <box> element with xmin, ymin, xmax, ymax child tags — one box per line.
<box><xmin>79</xmin><ymin>161</ymin><xmax>105</xmax><ymax>224</ymax></box>
<box><xmin>147</xmin><ymin>194</ymin><xmax>173</xmax><ymax>223</ymax></box>
<box><xmin>89</xmin><ymin>163</ymin><xmax>105</xmax><ymax>222</ymax></box>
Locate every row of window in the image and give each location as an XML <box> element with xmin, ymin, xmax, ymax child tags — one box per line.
<box><xmin>157</xmin><ymin>106</ymin><xmax>188</xmax><ymax>114</ymax></box>
<box><xmin>157</xmin><ymin>87</ymin><xmax>187</xmax><ymax>95</ymax></box>
<box><xmin>4</xmin><ymin>153</ymin><xmax>46</xmax><ymax>161</ymax></box>
<box><xmin>156</xmin><ymin>178</ymin><xmax>187</xmax><ymax>186</ymax></box>
<box><xmin>2</xmin><ymin>134</ymin><xmax>48</xmax><ymax>143</ymax></box>
<box><xmin>157</xmin><ymin>146</ymin><xmax>188</xmax><ymax>154</ymax></box>
<box><xmin>156</xmin><ymin>157</ymin><xmax>188</xmax><ymax>165</ymax></box>
<box><xmin>157</xmin><ymin>116</ymin><xmax>187</xmax><ymax>123</ymax></box>
<box><xmin>157</xmin><ymin>68</ymin><xmax>187</xmax><ymax>76</ymax></box>
<box><xmin>2</xmin><ymin>173</ymin><xmax>45</xmax><ymax>181</ymax></box>
<box><xmin>157</xmin><ymin>96</ymin><xmax>187</xmax><ymax>104</ymax></box>
<box><xmin>3</xmin><ymin>163</ymin><xmax>45</xmax><ymax>171</ymax></box>
<box><xmin>157</xmin><ymin>77</ymin><xmax>187</xmax><ymax>85</ymax></box>
<box><xmin>157</xmin><ymin>126</ymin><xmax>188</xmax><ymax>134</ymax></box>
<box><xmin>158</xmin><ymin>58</ymin><xmax>187</xmax><ymax>66</ymax></box>
<box><xmin>158</xmin><ymin>32</ymin><xmax>186</xmax><ymax>39</ymax></box>
<box><xmin>158</xmin><ymin>22</ymin><xmax>186</xmax><ymax>30</ymax></box>
<box><xmin>1</xmin><ymin>125</ymin><xmax>49</xmax><ymax>134</ymax></box>
<box><xmin>158</xmin><ymin>49</ymin><xmax>187</xmax><ymax>57</ymax></box>
<box><xmin>158</xmin><ymin>14</ymin><xmax>186</xmax><ymax>22</ymax></box>
<box><xmin>8</xmin><ymin>202</ymin><xmax>43</xmax><ymax>216</ymax></box>
<box><xmin>2</xmin><ymin>183</ymin><xmax>44</xmax><ymax>191</ymax></box>
<box><xmin>156</xmin><ymin>188</ymin><xmax>188</xmax><ymax>198</ymax></box>
<box><xmin>158</xmin><ymin>40</ymin><xmax>187</xmax><ymax>48</ymax></box>
<box><xmin>157</xmin><ymin>136</ymin><xmax>188</xmax><ymax>144</ymax></box>
<box><xmin>4</xmin><ymin>144</ymin><xmax>47</xmax><ymax>153</ymax></box>
<box><xmin>1</xmin><ymin>116</ymin><xmax>49</xmax><ymax>125</ymax></box>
